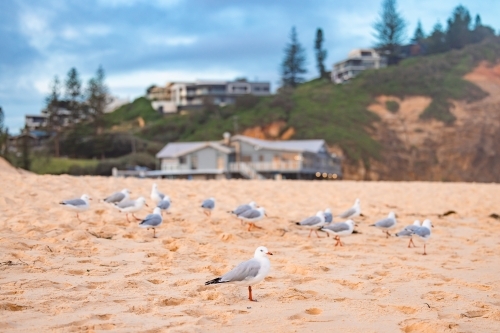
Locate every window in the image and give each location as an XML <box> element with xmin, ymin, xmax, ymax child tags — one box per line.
<box><xmin>259</xmin><ymin>155</ymin><xmax>264</xmax><ymax>162</ymax></box>
<box><xmin>191</xmin><ymin>155</ymin><xmax>198</xmax><ymax>170</ymax></box>
<box><xmin>361</xmin><ymin>51</ymin><xmax>372</xmax><ymax>57</ymax></box>
<box><xmin>179</xmin><ymin>156</ymin><xmax>186</xmax><ymax>164</ymax></box>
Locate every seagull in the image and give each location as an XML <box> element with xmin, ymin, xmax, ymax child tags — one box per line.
<box><xmin>370</xmin><ymin>211</ymin><xmax>397</xmax><ymax>238</ymax></box>
<box><xmin>295</xmin><ymin>211</ymin><xmax>326</xmax><ymax>238</ymax></box>
<box><xmin>238</xmin><ymin>207</ymin><xmax>266</xmax><ymax>231</ymax></box>
<box><xmin>324</xmin><ymin>208</ymin><xmax>333</xmax><ymax>224</ymax></box>
<box><xmin>205</xmin><ymin>246</ymin><xmax>273</xmax><ymax>302</ymax></box>
<box><xmin>395</xmin><ymin>220</ymin><xmax>421</xmax><ymax>248</ymax></box>
<box><xmin>59</xmin><ymin>194</ymin><xmax>91</xmax><ymax>221</ymax></box>
<box><xmin>229</xmin><ymin>201</ymin><xmax>256</xmax><ymax>216</ymax></box>
<box><xmin>151</xmin><ymin>183</ymin><xmax>165</xmax><ymax>203</ymax></box>
<box><xmin>337</xmin><ymin>198</ymin><xmax>361</xmax><ymax>219</ymax></box>
<box><xmin>156</xmin><ymin>196</ymin><xmax>171</xmax><ymax>216</ymax></box>
<box><xmin>114</xmin><ymin>197</ymin><xmax>148</xmax><ymax>222</ymax></box>
<box><xmin>320</xmin><ymin>220</ymin><xmax>355</xmax><ymax>246</ymax></box>
<box><xmin>139</xmin><ymin>207</ymin><xmax>163</xmax><ymax>238</ymax></box>
<box><xmin>201</xmin><ymin>197</ymin><xmax>215</xmax><ymax>216</ymax></box>
<box><xmin>103</xmin><ymin>189</ymin><xmax>130</xmax><ymax>204</ymax></box>
<box><xmin>410</xmin><ymin>219</ymin><xmax>433</xmax><ymax>255</ymax></box>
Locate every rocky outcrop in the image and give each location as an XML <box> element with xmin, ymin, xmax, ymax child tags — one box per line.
<box><xmin>358</xmin><ymin>62</ymin><xmax>500</xmax><ymax>182</ymax></box>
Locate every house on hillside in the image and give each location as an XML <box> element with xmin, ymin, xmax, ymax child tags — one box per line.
<box><xmin>332</xmin><ymin>48</ymin><xmax>387</xmax><ymax>84</ymax></box>
<box><xmin>147</xmin><ymin>79</ymin><xmax>271</xmax><ymax>114</ymax></box>
<box><xmin>142</xmin><ymin>134</ymin><xmax>342</xmax><ymax>180</ymax></box>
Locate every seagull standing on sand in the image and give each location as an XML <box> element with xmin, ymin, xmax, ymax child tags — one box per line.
<box><xmin>156</xmin><ymin>196</ymin><xmax>171</xmax><ymax>216</ymax></box>
<box><xmin>60</xmin><ymin>194</ymin><xmax>91</xmax><ymax>221</ymax></box>
<box><xmin>229</xmin><ymin>201</ymin><xmax>256</xmax><ymax>216</ymax></box>
<box><xmin>324</xmin><ymin>208</ymin><xmax>333</xmax><ymax>224</ymax></box>
<box><xmin>295</xmin><ymin>211</ymin><xmax>326</xmax><ymax>238</ymax></box>
<box><xmin>114</xmin><ymin>197</ymin><xmax>148</xmax><ymax>222</ymax></box>
<box><xmin>205</xmin><ymin>246</ymin><xmax>273</xmax><ymax>302</ymax></box>
<box><xmin>151</xmin><ymin>183</ymin><xmax>165</xmax><ymax>203</ymax></box>
<box><xmin>201</xmin><ymin>198</ymin><xmax>215</xmax><ymax>216</ymax></box>
<box><xmin>370</xmin><ymin>211</ymin><xmax>397</xmax><ymax>238</ymax></box>
<box><xmin>139</xmin><ymin>207</ymin><xmax>163</xmax><ymax>238</ymax></box>
<box><xmin>396</xmin><ymin>220</ymin><xmax>421</xmax><ymax>248</ymax></box>
<box><xmin>320</xmin><ymin>220</ymin><xmax>355</xmax><ymax>246</ymax></box>
<box><xmin>337</xmin><ymin>198</ymin><xmax>361</xmax><ymax>219</ymax></box>
<box><xmin>238</xmin><ymin>207</ymin><xmax>266</xmax><ymax>231</ymax></box>
<box><xmin>411</xmin><ymin>219</ymin><xmax>433</xmax><ymax>255</ymax></box>
<box><xmin>103</xmin><ymin>189</ymin><xmax>130</xmax><ymax>204</ymax></box>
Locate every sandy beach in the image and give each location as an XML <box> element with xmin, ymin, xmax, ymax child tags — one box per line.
<box><xmin>1</xmin><ymin>159</ymin><xmax>500</xmax><ymax>332</ymax></box>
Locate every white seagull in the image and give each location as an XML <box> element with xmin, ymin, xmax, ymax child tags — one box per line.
<box><xmin>103</xmin><ymin>189</ymin><xmax>130</xmax><ymax>204</ymax></box>
<box><xmin>395</xmin><ymin>220</ymin><xmax>421</xmax><ymax>248</ymax></box>
<box><xmin>156</xmin><ymin>196</ymin><xmax>172</xmax><ymax>216</ymax></box>
<box><xmin>324</xmin><ymin>208</ymin><xmax>333</xmax><ymax>224</ymax></box>
<box><xmin>295</xmin><ymin>211</ymin><xmax>326</xmax><ymax>238</ymax></box>
<box><xmin>410</xmin><ymin>219</ymin><xmax>433</xmax><ymax>255</ymax></box>
<box><xmin>320</xmin><ymin>219</ymin><xmax>356</xmax><ymax>246</ymax></box>
<box><xmin>205</xmin><ymin>246</ymin><xmax>273</xmax><ymax>302</ymax></box>
<box><xmin>59</xmin><ymin>194</ymin><xmax>91</xmax><ymax>221</ymax></box>
<box><xmin>151</xmin><ymin>183</ymin><xmax>166</xmax><ymax>203</ymax></box>
<box><xmin>238</xmin><ymin>207</ymin><xmax>266</xmax><ymax>231</ymax></box>
<box><xmin>370</xmin><ymin>211</ymin><xmax>397</xmax><ymax>238</ymax></box>
<box><xmin>114</xmin><ymin>197</ymin><xmax>148</xmax><ymax>222</ymax></box>
<box><xmin>139</xmin><ymin>207</ymin><xmax>163</xmax><ymax>238</ymax></box>
<box><xmin>201</xmin><ymin>197</ymin><xmax>215</xmax><ymax>216</ymax></box>
<box><xmin>336</xmin><ymin>198</ymin><xmax>361</xmax><ymax>219</ymax></box>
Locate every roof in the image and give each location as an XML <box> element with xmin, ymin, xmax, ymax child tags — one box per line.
<box><xmin>156</xmin><ymin>141</ymin><xmax>232</xmax><ymax>158</ymax></box>
<box><xmin>231</xmin><ymin>135</ymin><xmax>326</xmax><ymax>153</ymax></box>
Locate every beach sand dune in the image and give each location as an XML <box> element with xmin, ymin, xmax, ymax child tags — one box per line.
<box><xmin>1</xmin><ymin>165</ymin><xmax>500</xmax><ymax>332</ymax></box>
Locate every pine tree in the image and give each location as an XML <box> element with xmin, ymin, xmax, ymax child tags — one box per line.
<box><xmin>426</xmin><ymin>22</ymin><xmax>448</xmax><ymax>54</ymax></box>
<box><xmin>446</xmin><ymin>5</ymin><xmax>472</xmax><ymax>50</ymax></box>
<box><xmin>86</xmin><ymin>65</ymin><xmax>109</xmax><ymax>135</ymax></box>
<box><xmin>45</xmin><ymin>76</ymin><xmax>62</xmax><ymax>157</ymax></box>
<box><xmin>314</xmin><ymin>28</ymin><xmax>328</xmax><ymax>79</ymax></box>
<box><xmin>64</xmin><ymin>67</ymin><xmax>83</xmax><ymax>123</ymax></box>
<box><xmin>373</xmin><ymin>0</ymin><xmax>407</xmax><ymax>65</ymax></box>
<box><xmin>412</xmin><ymin>20</ymin><xmax>425</xmax><ymax>43</ymax></box>
<box><xmin>0</xmin><ymin>106</ymin><xmax>7</xmax><ymax>157</ymax></box>
<box><xmin>281</xmin><ymin>27</ymin><xmax>307</xmax><ymax>88</ymax></box>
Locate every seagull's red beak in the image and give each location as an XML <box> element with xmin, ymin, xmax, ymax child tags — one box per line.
<box><xmin>266</xmin><ymin>252</ymin><xmax>273</xmax><ymax>255</ymax></box>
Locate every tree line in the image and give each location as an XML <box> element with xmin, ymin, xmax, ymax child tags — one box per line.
<box><xmin>280</xmin><ymin>0</ymin><xmax>497</xmax><ymax>87</ymax></box>
<box><xmin>44</xmin><ymin>66</ymin><xmax>109</xmax><ymax>157</ymax></box>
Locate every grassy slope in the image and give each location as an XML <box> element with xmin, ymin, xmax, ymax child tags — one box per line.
<box><xmin>55</xmin><ymin>37</ymin><xmax>500</xmax><ymax>171</ymax></box>
<box><xmin>30</xmin><ymin>157</ymin><xmax>98</xmax><ymax>175</ymax></box>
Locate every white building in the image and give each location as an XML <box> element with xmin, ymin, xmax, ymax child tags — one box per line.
<box><xmin>148</xmin><ymin>79</ymin><xmax>271</xmax><ymax>114</ymax></box>
<box><xmin>331</xmin><ymin>49</ymin><xmax>387</xmax><ymax>84</ymax></box>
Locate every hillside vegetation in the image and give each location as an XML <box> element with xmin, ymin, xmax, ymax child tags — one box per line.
<box><xmin>57</xmin><ymin>38</ymin><xmax>500</xmax><ymax>172</ymax></box>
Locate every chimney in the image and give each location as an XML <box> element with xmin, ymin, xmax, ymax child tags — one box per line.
<box><xmin>223</xmin><ymin>132</ymin><xmax>231</xmax><ymax>146</ymax></box>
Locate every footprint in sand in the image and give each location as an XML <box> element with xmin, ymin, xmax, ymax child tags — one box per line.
<box><xmin>305</xmin><ymin>308</ymin><xmax>322</xmax><ymax>315</ymax></box>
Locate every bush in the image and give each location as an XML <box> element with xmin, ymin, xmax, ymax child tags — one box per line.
<box><xmin>385</xmin><ymin>101</ymin><xmax>400</xmax><ymax>113</ymax></box>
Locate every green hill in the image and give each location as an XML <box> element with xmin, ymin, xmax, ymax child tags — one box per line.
<box><xmin>56</xmin><ymin>37</ymin><xmax>500</xmax><ymax>173</ymax></box>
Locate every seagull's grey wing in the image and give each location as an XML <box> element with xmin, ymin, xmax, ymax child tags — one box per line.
<box><xmin>412</xmin><ymin>226</ymin><xmax>431</xmax><ymax>237</ymax></box>
<box><xmin>61</xmin><ymin>198</ymin><xmax>86</xmax><ymax>206</ymax></box>
<box><xmin>233</xmin><ymin>204</ymin><xmax>250</xmax><ymax>215</ymax></box>
<box><xmin>324</xmin><ymin>222</ymin><xmax>349</xmax><ymax>232</ymax></box>
<box><xmin>140</xmin><ymin>214</ymin><xmax>162</xmax><ymax>227</ymax></box>
<box><xmin>298</xmin><ymin>216</ymin><xmax>321</xmax><ymax>226</ymax></box>
<box><xmin>403</xmin><ymin>225</ymin><xmax>419</xmax><ymax>232</ymax></box>
<box><xmin>396</xmin><ymin>229</ymin><xmax>413</xmax><ymax>237</ymax></box>
<box><xmin>104</xmin><ymin>192</ymin><xmax>124</xmax><ymax>203</ymax></box>
<box><xmin>324</xmin><ymin>212</ymin><xmax>333</xmax><ymax>223</ymax></box>
<box><xmin>239</xmin><ymin>209</ymin><xmax>261</xmax><ymax>219</ymax></box>
<box><xmin>338</xmin><ymin>207</ymin><xmax>355</xmax><ymax>218</ymax></box>
<box><xmin>158</xmin><ymin>192</ymin><xmax>165</xmax><ymax>200</ymax></box>
<box><xmin>201</xmin><ymin>199</ymin><xmax>215</xmax><ymax>209</ymax></box>
<box><xmin>375</xmin><ymin>218</ymin><xmax>395</xmax><ymax>228</ymax></box>
<box><xmin>157</xmin><ymin>200</ymin><xmax>171</xmax><ymax>210</ymax></box>
<box><xmin>220</xmin><ymin>259</ymin><xmax>261</xmax><ymax>282</ymax></box>
<box><xmin>116</xmin><ymin>199</ymin><xmax>135</xmax><ymax>209</ymax></box>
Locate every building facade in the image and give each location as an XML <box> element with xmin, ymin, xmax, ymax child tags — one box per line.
<box><xmin>331</xmin><ymin>49</ymin><xmax>387</xmax><ymax>84</ymax></box>
<box><xmin>148</xmin><ymin>79</ymin><xmax>271</xmax><ymax>114</ymax></box>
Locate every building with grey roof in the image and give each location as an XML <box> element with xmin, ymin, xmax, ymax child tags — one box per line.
<box><xmin>115</xmin><ymin>133</ymin><xmax>342</xmax><ymax>180</ymax></box>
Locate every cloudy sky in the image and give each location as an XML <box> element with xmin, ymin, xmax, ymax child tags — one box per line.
<box><xmin>1</xmin><ymin>0</ymin><xmax>499</xmax><ymax>132</ymax></box>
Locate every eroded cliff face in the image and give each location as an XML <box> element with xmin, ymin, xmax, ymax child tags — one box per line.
<box><xmin>356</xmin><ymin>62</ymin><xmax>500</xmax><ymax>182</ymax></box>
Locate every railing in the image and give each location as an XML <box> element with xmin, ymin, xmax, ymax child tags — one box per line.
<box><xmin>228</xmin><ymin>162</ymin><xmax>266</xmax><ymax>180</ymax></box>
<box><xmin>230</xmin><ymin>161</ymin><xmax>302</xmax><ymax>172</ymax></box>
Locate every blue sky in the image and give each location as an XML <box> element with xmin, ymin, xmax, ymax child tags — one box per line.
<box><xmin>1</xmin><ymin>0</ymin><xmax>499</xmax><ymax>132</ymax></box>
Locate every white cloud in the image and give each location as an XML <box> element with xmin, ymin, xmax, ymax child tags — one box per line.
<box><xmin>145</xmin><ymin>35</ymin><xmax>198</xmax><ymax>46</ymax></box>
<box><xmin>97</xmin><ymin>0</ymin><xmax>181</xmax><ymax>8</ymax></box>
